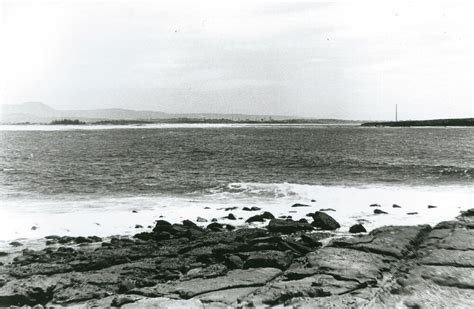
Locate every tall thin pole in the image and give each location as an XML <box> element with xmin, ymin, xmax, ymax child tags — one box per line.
<box><xmin>395</xmin><ymin>104</ymin><xmax>398</xmax><ymax>122</ymax></box>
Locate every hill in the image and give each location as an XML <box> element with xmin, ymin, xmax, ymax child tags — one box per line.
<box><xmin>361</xmin><ymin>118</ymin><xmax>474</xmax><ymax>127</ymax></box>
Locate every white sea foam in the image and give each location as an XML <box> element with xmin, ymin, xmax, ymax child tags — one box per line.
<box><xmin>0</xmin><ymin>183</ymin><xmax>472</xmax><ymax>250</ymax></box>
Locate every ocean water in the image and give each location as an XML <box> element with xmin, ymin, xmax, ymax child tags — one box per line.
<box><xmin>0</xmin><ymin>124</ymin><xmax>473</xmax><ymax>241</ymax></box>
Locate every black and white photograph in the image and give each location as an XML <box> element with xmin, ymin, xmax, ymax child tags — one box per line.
<box><xmin>0</xmin><ymin>0</ymin><xmax>473</xmax><ymax>307</ymax></box>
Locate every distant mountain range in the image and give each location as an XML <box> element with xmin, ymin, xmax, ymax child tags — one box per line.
<box><xmin>0</xmin><ymin>102</ymin><xmax>359</xmax><ymax>124</ymax></box>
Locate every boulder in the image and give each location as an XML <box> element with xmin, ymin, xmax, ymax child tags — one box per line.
<box><xmin>243</xmin><ymin>250</ymin><xmax>293</xmax><ymax>270</ymax></box>
<box><xmin>152</xmin><ymin>220</ymin><xmax>172</xmax><ymax>233</ymax></box>
<box><xmin>246</xmin><ymin>212</ymin><xmax>275</xmax><ymax>223</ymax></box>
<box><xmin>292</xmin><ymin>203</ymin><xmax>310</xmax><ymax>207</ymax></box>
<box><xmin>349</xmin><ymin>224</ymin><xmax>367</xmax><ymax>233</ymax></box>
<box><xmin>227</xmin><ymin>213</ymin><xmax>236</xmax><ymax>220</ymax></box>
<box><xmin>374</xmin><ymin>209</ymin><xmax>388</xmax><ymax>214</ymax></box>
<box><xmin>206</xmin><ymin>223</ymin><xmax>224</xmax><ymax>232</ymax></box>
<box><xmin>310</xmin><ymin>212</ymin><xmax>340</xmax><ymax>230</ymax></box>
<box><xmin>243</xmin><ymin>206</ymin><xmax>261</xmax><ymax>211</ymax></box>
<box><xmin>392</xmin><ymin>204</ymin><xmax>402</xmax><ymax>208</ymax></box>
<box><xmin>267</xmin><ymin>219</ymin><xmax>313</xmax><ymax>234</ymax></box>
<box><xmin>182</xmin><ymin>220</ymin><xmax>197</xmax><ymax>227</ymax></box>
<box><xmin>196</xmin><ymin>217</ymin><xmax>208</xmax><ymax>223</ymax></box>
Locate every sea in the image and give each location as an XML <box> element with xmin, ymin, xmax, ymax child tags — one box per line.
<box><xmin>0</xmin><ymin>124</ymin><xmax>473</xmax><ymax>244</ymax></box>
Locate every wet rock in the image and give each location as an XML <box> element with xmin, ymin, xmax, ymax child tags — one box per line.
<box><xmin>243</xmin><ymin>206</ymin><xmax>261</xmax><ymax>211</ymax></box>
<box><xmin>460</xmin><ymin>208</ymin><xmax>474</xmax><ymax>217</ymax></box>
<box><xmin>310</xmin><ymin>212</ymin><xmax>340</xmax><ymax>230</ymax></box>
<box><xmin>374</xmin><ymin>209</ymin><xmax>388</xmax><ymax>214</ymax></box>
<box><xmin>243</xmin><ymin>251</ymin><xmax>293</xmax><ymax>270</ymax></box>
<box><xmin>206</xmin><ymin>223</ymin><xmax>224</xmax><ymax>232</ymax></box>
<box><xmin>319</xmin><ymin>208</ymin><xmax>336</xmax><ymax>212</ymax></box>
<box><xmin>407</xmin><ymin>212</ymin><xmax>418</xmax><ymax>215</ymax></box>
<box><xmin>292</xmin><ymin>203</ymin><xmax>309</xmax><ymax>207</ymax></box>
<box><xmin>132</xmin><ymin>210</ymin><xmax>138</xmax><ymax>213</ymax></box>
<box><xmin>267</xmin><ymin>219</ymin><xmax>313</xmax><ymax>234</ymax></box>
<box><xmin>428</xmin><ymin>205</ymin><xmax>438</xmax><ymax>209</ymax></box>
<box><xmin>211</xmin><ymin>218</ymin><xmax>218</xmax><ymax>222</ymax></box>
<box><xmin>226</xmin><ymin>213</ymin><xmax>236</xmax><ymax>220</ymax></box>
<box><xmin>152</xmin><ymin>220</ymin><xmax>172</xmax><ymax>233</ymax></box>
<box><xmin>370</xmin><ymin>204</ymin><xmax>381</xmax><ymax>207</ymax></box>
<box><xmin>135</xmin><ymin>225</ymin><xmax>143</xmax><ymax>229</ymax></box>
<box><xmin>246</xmin><ymin>212</ymin><xmax>275</xmax><ymax>223</ymax></box>
<box><xmin>393</xmin><ymin>204</ymin><xmax>402</xmax><ymax>208</ymax></box>
<box><xmin>196</xmin><ymin>217</ymin><xmax>208</xmax><ymax>223</ymax></box>
<box><xmin>300</xmin><ymin>234</ymin><xmax>323</xmax><ymax>248</ymax></box>
<box><xmin>311</xmin><ymin>199</ymin><xmax>316</xmax><ymax>202</ymax></box>
<box><xmin>182</xmin><ymin>220</ymin><xmax>197</xmax><ymax>227</ymax></box>
<box><xmin>349</xmin><ymin>224</ymin><xmax>367</xmax><ymax>233</ymax></box>
<box><xmin>225</xmin><ymin>207</ymin><xmax>238</xmax><ymax>211</ymax></box>
<box><xmin>9</xmin><ymin>241</ymin><xmax>23</xmax><ymax>247</ymax></box>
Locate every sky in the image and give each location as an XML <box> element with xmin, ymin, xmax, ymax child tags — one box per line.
<box><xmin>0</xmin><ymin>0</ymin><xmax>472</xmax><ymax>120</ymax></box>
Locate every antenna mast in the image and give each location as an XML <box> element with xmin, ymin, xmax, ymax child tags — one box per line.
<box><xmin>395</xmin><ymin>104</ymin><xmax>398</xmax><ymax>122</ymax></box>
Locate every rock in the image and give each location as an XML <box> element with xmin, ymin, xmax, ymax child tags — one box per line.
<box><xmin>224</xmin><ymin>254</ymin><xmax>244</xmax><ymax>269</ymax></box>
<box><xmin>162</xmin><ymin>268</ymin><xmax>282</xmax><ymax>299</ymax></box>
<box><xmin>428</xmin><ymin>205</ymin><xmax>438</xmax><ymax>209</ymax></box>
<box><xmin>243</xmin><ymin>251</ymin><xmax>293</xmax><ymax>270</ymax></box>
<box><xmin>226</xmin><ymin>213</ymin><xmax>236</xmax><ymax>220</ymax></box>
<box><xmin>243</xmin><ymin>206</ymin><xmax>261</xmax><ymax>211</ymax></box>
<box><xmin>407</xmin><ymin>212</ymin><xmax>418</xmax><ymax>215</ymax></box>
<box><xmin>319</xmin><ymin>208</ymin><xmax>336</xmax><ymax>212</ymax></box>
<box><xmin>298</xmin><ymin>218</ymin><xmax>308</xmax><ymax>223</ymax></box>
<box><xmin>310</xmin><ymin>212</ymin><xmax>340</xmax><ymax>230</ymax></box>
<box><xmin>204</xmin><ymin>207</ymin><xmax>211</xmax><ymax>209</ymax></box>
<box><xmin>9</xmin><ymin>241</ymin><xmax>23</xmax><ymax>247</ymax></box>
<box><xmin>300</xmin><ymin>234</ymin><xmax>323</xmax><ymax>248</ymax></box>
<box><xmin>224</xmin><ymin>207</ymin><xmax>238</xmax><ymax>211</ymax></box>
<box><xmin>182</xmin><ymin>220</ymin><xmax>197</xmax><ymax>227</ymax></box>
<box><xmin>206</xmin><ymin>223</ymin><xmax>224</xmax><ymax>232</ymax></box>
<box><xmin>31</xmin><ymin>226</ymin><xmax>38</xmax><ymax>231</ymax></box>
<box><xmin>393</xmin><ymin>204</ymin><xmax>402</xmax><ymax>208</ymax></box>
<box><xmin>267</xmin><ymin>219</ymin><xmax>313</xmax><ymax>234</ymax></box>
<box><xmin>246</xmin><ymin>212</ymin><xmax>275</xmax><ymax>223</ymax></box>
<box><xmin>135</xmin><ymin>225</ymin><xmax>143</xmax><ymax>229</ymax></box>
<box><xmin>349</xmin><ymin>224</ymin><xmax>367</xmax><ymax>233</ymax></box>
<box><xmin>132</xmin><ymin>210</ymin><xmax>138</xmax><ymax>213</ymax></box>
<box><xmin>152</xmin><ymin>220</ymin><xmax>172</xmax><ymax>233</ymax></box>
<box><xmin>311</xmin><ymin>199</ymin><xmax>316</xmax><ymax>202</ymax></box>
<box><xmin>211</xmin><ymin>218</ymin><xmax>218</xmax><ymax>222</ymax></box>
<box><xmin>370</xmin><ymin>204</ymin><xmax>381</xmax><ymax>207</ymax></box>
<box><xmin>292</xmin><ymin>203</ymin><xmax>310</xmax><ymax>207</ymax></box>
<box><xmin>155</xmin><ymin>232</ymin><xmax>172</xmax><ymax>241</ymax></box>
<box><xmin>0</xmin><ymin>252</ymin><xmax>8</xmax><ymax>257</ymax></box>
<box><xmin>460</xmin><ymin>208</ymin><xmax>474</xmax><ymax>217</ymax></box>
<box><xmin>374</xmin><ymin>209</ymin><xmax>388</xmax><ymax>214</ymax></box>
<box><xmin>196</xmin><ymin>217</ymin><xmax>208</xmax><ymax>223</ymax></box>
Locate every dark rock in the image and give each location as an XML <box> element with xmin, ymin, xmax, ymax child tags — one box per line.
<box><xmin>292</xmin><ymin>203</ymin><xmax>310</xmax><ymax>207</ymax></box>
<box><xmin>243</xmin><ymin>206</ymin><xmax>261</xmax><ymax>211</ymax></box>
<box><xmin>227</xmin><ymin>213</ymin><xmax>236</xmax><ymax>220</ymax></box>
<box><xmin>407</xmin><ymin>212</ymin><xmax>418</xmax><ymax>215</ymax></box>
<box><xmin>88</xmin><ymin>236</ymin><xmax>102</xmax><ymax>242</ymax></box>
<box><xmin>225</xmin><ymin>207</ymin><xmax>238</xmax><ymax>211</ymax></box>
<box><xmin>300</xmin><ymin>234</ymin><xmax>323</xmax><ymax>248</ymax></box>
<box><xmin>31</xmin><ymin>226</ymin><xmax>38</xmax><ymax>230</ymax></box>
<box><xmin>311</xmin><ymin>199</ymin><xmax>316</xmax><ymax>202</ymax></box>
<box><xmin>460</xmin><ymin>208</ymin><xmax>474</xmax><ymax>216</ymax></box>
<box><xmin>370</xmin><ymin>204</ymin><xmax>381</xmax><ymax>207</ymax></box>
<box><xmin>224</xmin><ymin>254</ymin><xmax>244</xmax><ymax>269</ymax></box>
<box><xmin>135</xmin><ymin>225</ymin><xmax>143</xmax><ymax>229</ymax></box>
<box><xmin>319</xmin><ymin>208</ymin><xmax>336</xmax><ymax>212</ymax></box>
<box><xmin>246</xmin><ymin>212</ymin><xmax>275</xmax><ymax>223</ymax></box>
<box><xmin>204</xmin><ymin>207</ymin><xmax>211</xmax><ymax>209</ymax></box>
<box><xmin>428</xmin><ymin>205</ymin><xmax>438</xmax><ymax>209</ymax></box>
<box><xmin>299</xmin><ymin>218</ymin><xmax>309</xmax><ymax>223</ymax></box>
<box><xmin>349</xmin><ymin>224</ymin><xmax>367</xmax><ymax>233</ymax></box>
<box><xmin>152</xmin><ymin>220</ymin><xmax>172</xmax><ymax>233</ymax></box>
<box><xmin>132</xmin><ymin>210</ymin><xmax>138</xmax><ymax>213</ymax></box>
<box><xmin>183</xmin><ymin>220</ymin><xmax>197</xmax><ymax>227</ymax></box>
<box><xmin>0</xmin><ymin>252</ymin><xmax>8</xmax><ymax>257</ymax></box>
<box><xmin>155</xmin><ymin>232</ymin><xmax>172</xmax><ymax>241</ymax></box>
<box><xmin>393</xmin><ymin>204</ymin><xmax>402</xmax><ymax>208</ymax></box>
<box><xmin>133</xmin><ymin>232</ymin><xmax>153</xmax><ymax>241</ymax></box>
<box><xmin>197</xmin><ymin>217</ymin><xmax>208</xmax><ymax>223</ymax></box>
<box><xmin>225</xmin><ymin>224</ymin><xmax>236</xmax><ymax>231</ymax></box>
<box><xmin>310</xmin><ymin>212</ymin><xmax>341</xmax><ymax>230</ymax></box>
<box><xmin>207</xmin><ymin>222</ymin><xmax>224</xmax><ymax>232</ymax></box>
<box><xmin>374</xmin><ymin>209</ymin><xmax>388</xmax><ymax>214</ymax></box>
<box><xmin>9</xmin><ymin>241</ymin><xmax>23</xmax><ymax>247</ymax></box>
<box><xmin>211</xmin><ymin>218</ymin><xmax>218</xmax><ymax>222</ymax></box>
<box><xmin>243</xmin><ymin>250</ymin><xmax>293</xmax><ymax>270</ymax></box>
<box><xmin>268</xmin><ymin>219</ymin><xmax>313</xmax><ymax>234</ymax></box>
<box><xmin>74</xmin><ymin>236</ymin><xmax>92</xmax><ymax>244</ymax></box>
<box><xmin>278</xmin><ymin>239</ymin><xmax>313</xmax><ymax>255</ymax></box>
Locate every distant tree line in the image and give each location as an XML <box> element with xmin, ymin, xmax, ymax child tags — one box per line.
<box><xmin>361</xmin><ymin>118</ymin><xmax>474</xmax><ymax>127</ymax></box>
<box><xmin>50</xmin><ymin>119</ymin><xmax>86</xmax><ymax>125</ymax></box>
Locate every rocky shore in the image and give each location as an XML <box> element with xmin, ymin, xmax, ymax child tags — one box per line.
<box><xmin>0</xmin><ymin>209</ymin><xmax>473</xmax><ymax>308</ymax></box>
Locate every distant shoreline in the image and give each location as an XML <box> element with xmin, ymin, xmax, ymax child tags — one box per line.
<box><xmin>361</xmin><ymin>118</ymin><xmax>474</xmax><ymax>127</ymax></box>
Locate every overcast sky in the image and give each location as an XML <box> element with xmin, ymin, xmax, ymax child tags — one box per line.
<box><xmin>0</xmin><ymin>0</ymin><xmax>472</xmax><ymax>120</ymax></box>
